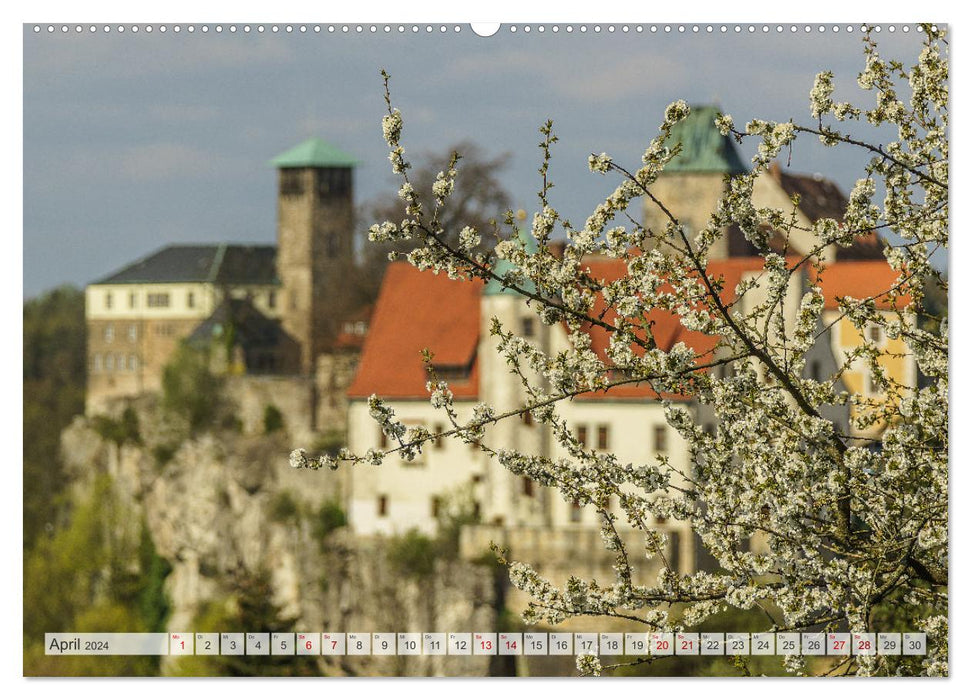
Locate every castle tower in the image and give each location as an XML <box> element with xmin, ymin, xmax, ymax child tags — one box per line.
<box><xmin>480</xmin><ymin>224</ymin><xmax>551</xmax><ymax>527</ymax></box>
<box><xmin>642</xmin><ymin>105</ymin><xmax>748</xmax><ymax>259</ymax></box>
<box><xmin>271</xmin><ymin>138</ymin><xmax>357</xmax><ymax>374</ymax></box>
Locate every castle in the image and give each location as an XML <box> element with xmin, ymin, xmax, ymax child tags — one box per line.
<box><xmin>84</xmin><ymin>110</ymin><xmax>915</xmax><ymax>582</ymax></box>
<box><xmin>85</xmin><ymin>137</ymin><xmax>367</xmax><ymax>432</ymax></box>
<box><xmin>341</xmin><ymin>108</ymin><xmax>914</xmax><ymax>581</ymax></box>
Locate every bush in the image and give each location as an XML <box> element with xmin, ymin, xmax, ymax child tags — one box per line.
<box><xmin>161</xmin><ymin>345</ymin><xmax>223</xmax><ymax>434</ymax></box>
<box><xmin>269</xmin><ymin>490</ymin><xmax>300</xmax><ymax>524</ymax></box>
<box><xmin>386</xmin><ymin>529</ymin><xmax>438</xmax><ymax>580</ymax></box>
<box><xmin>92</xmin><ymin>406</ymin><xmax>141</xmax><ymax>447</ymax></box>
<box><xmin>312</xmin><ymin>500</ymin><xmax>347</xmax><ymax>548</ymax></box>
<box><xmin>312</xmin><ymin>429</ymin><xmax>345</xmax><ymax>456</ymax></box>
<box><xmin>152</xmin><ymin>443</ymin><xmax>178</xmax><ymax>469</ymax></box>
<box><xmin>263</xmin><ymin>404</ymin><xmax>284</xmax><ymax>434</ymax></box>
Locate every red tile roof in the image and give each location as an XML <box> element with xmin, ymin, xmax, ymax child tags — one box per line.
<box><xmin>813</xmin><ymin>260</ymin><xmax>911</xmax><ymax>310</ymax></box>
<box><xmin>346</xmin><ymin>263</ymin><xmax>482</xmax><ymax>399</ymax></box>
<box><xmin>348</xmin><ymin>255</ymin><xmax>907</xmax><ymax>403</ymax></box>
<box><xmin>574</xmin><ymin>256</ymin><xmax>769</xmax><ymax>400</ymax></box>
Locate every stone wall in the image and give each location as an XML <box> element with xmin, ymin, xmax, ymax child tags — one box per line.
<box><xmin>223</xmin><ymin>375</ymin><xmax>316</xmax><ymax>446</ymax></box>
<box><xmin>314</xmin><ymin>351</ymin><xmax>359</xmax><ymax>434</ymax></box>
<box><xmin>460</xmin><ymin>523</ymin><xmax>686</xmax><ymax>632</ymax></box>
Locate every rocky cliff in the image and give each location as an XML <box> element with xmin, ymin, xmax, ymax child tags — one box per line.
<box><xmin>60</xmin><ymin>400</ymin><xmax>501</xmax><ymax>676</ymax></box>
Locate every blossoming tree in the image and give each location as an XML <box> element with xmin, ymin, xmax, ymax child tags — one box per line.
<box><xmin>291</xmin><ymin>25</ymin><xmax>947</xmax><ymax>676</ymax></box>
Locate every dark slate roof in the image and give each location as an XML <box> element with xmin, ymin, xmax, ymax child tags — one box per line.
<box><xmin>93</xmin><ymin>244</ymin><xmax>279</xmax><ymax>285</ymax></box>
<box><xmin>774</xmin><ymin>168</ymin><xmax>848</xmax><ymax>222</ymax></box>
<box><xmin>665</xmin><ymin>105</ymin><xmax>748</xmax><ymax>175</ymax></box>
<box><xmin>770</xmin><ymin>165</ymin><xmax>886</xmax><ymax>261</ymax></box>
<box><xmin>187</xmin><ymin>297</ymin><xmax>290</xmax><ymax>349</ymax></box>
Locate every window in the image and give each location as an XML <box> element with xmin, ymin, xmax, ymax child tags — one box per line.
<box><xmin>316</xmin><ymin>167</ymin><xmax>350</xmax><ymax>198</ymax></box>
<box><xmin>280</xmin><ymin>169</ymin><xmax>304</xmax><ymax>196</ymax></box>
<box><xmin>267</xmin><ymin>290</ymin><xmax>276</xmax><ymax>309</ymax></box>
<box><xmin>128</xmin><ymin>325</ymin><xmax>137</xmax><ymax>342</ymax></box>
<box><xmin>522</xmin><ymin>477</ymin><xmax>534</xmax><ymax>497</ymax></box>
<box><xmin>155</xmin><ymin>324</ymin><xmax>174</xmax><ymax>337</ymax></box>
<box><xmin>597</xmin><ymin>425</ymin><xmax>609</xmax><ymax>450</ymax></box>
<box><xmin>187</xmin><ymin>291</ymin><xmax>195</xmax><ymax>308</ymax></box>
<box><xmin>431</xmin><ymin>496</ymin><xmax>442</xmax><ymax>518</ymax></box>
<box><xmin>92</xmin><ymin>354</ymin><xmax>102</xmax><ymax>372</ymax></box>
<box><xmin>520</xmin><ymin>411</ymin><xmax>533</xmax><ymax>427</ymax></box>
<box><xmin>576</xmin><ymin>425</ymin><xmax>588</xmax><ymax>448</ymax></box>
<box><xmin>521</xmin><ymin>317</ymin><xmax>535</xmax><ymax>338</ymax></box>
<box><xmin>104</xmin><ymin>325</ymin><xmax>114</xmax><ymax>342</ymax></box>
<box><xmin>570</xmin><ymin>499</ymin><xmax>582</xmax><ymax>523</ymax></box>
<box><xmin>809</xmin><ymin>360</ymin><xmax>821</xmax><ymax>381</ymax></box>
<box><xmin>867</xmin><ymin>323</ymin><xmax>885</xmax><ymax>345</ymax></box>
<box><xmin>128</xmin><ymin>355</ymin><xmax>138</xmax><ymax>371</ymax></box>
<box><xmin>326</xmin><ymin>235</ymin><xmax>339</xmax><ymax>258</ymax></box>
<box><xmin>866</xmin><ymin>369</ymin><xmax>883</xmax><ymax>396</ymax></box>
<box><xmin>378</xmin><ymin>426</ymin><xmax>388</xmax><ymax>449</ymax></box>
<box><xmin>433</xmin><ymin>424</ymin><xmax>445</xmax><ymax>449</ymax></box>
<box><xmin>104</xmin><ymin>292</ymin><xmax>113</xmax><ymax>310</ymax></box>
<box><xmin>129</xmin><ymin>292</ymin><xmax>137</xmax><ymax>309</ymax></box>
<box><xmin>104</xmin><ymin>354</ymin><xmax>114</xmax><ymax>371</ymax></box>
<box><xmin>147</xmin><ymin>293</ymin><xmax>170</xmax><ymax>308</ymax></box>
<box><xmin>434</xmin><ymin>364</ymin><xmax>472</xmax><ymax>382</ymax></box>
<box><xmin>377</xmin><ymin>495</ymin><xmax>388</xmax><ymax>517</ymax></box>
<box><xmin>653</xmin><ymin>425</ymin><xmax>668</xmax><ymax>453</ymax></box>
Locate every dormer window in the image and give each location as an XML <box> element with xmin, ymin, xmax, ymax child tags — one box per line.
<box><xmin>432</xmin><ymin>361</ymin><xmax>473</xmax><ymax>383</ymax></box>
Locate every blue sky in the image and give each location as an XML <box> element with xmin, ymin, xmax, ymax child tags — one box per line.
<box><xmin>23</xmin><ymin>23</ymin><xmax>930</xmax><ymax>297</ymax></box>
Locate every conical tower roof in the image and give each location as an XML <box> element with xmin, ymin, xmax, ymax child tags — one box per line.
<box><xmin>270</xmin><ymin>137</ymin><xmax>358</xmax><ymax>168</ymax></box>
<box><xmin>665</xmin><ymin>105</ymin><xmax>747</xmax><ymax>175</ymax></box>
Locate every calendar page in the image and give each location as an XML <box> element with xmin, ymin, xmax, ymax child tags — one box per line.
<box><xmin>21</xmin><ymin>11</ymin><xmax>948</xmax><ymax>682</ymax></box>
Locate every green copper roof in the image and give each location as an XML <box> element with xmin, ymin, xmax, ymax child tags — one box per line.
<box><xmin>484</xmin><ymin>228</ymin><xmax>539</xmax><ymax>297</ymax></box>
<box><xmin>270</xmin><ymin>137</ymin><xmax>358</xmax><ymax>168</ymax></box>
<box><xmin>664</xmin><ymin>105</ymin><xmax>747</xmax><ymax>175</ymax></box>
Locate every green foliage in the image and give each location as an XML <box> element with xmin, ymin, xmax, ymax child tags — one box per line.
<box><xmin>92</xmin><ymin>406</ymin><xmax>142</xmax><ymax>447</ymax></box>
<box><xmin>23</xmin><ymin>477</ymin><xmax>171</xmax><ymax>676</ymax></box>
<box><xmin>386</xmin><ymin>529</ymin><xmax>438</xmax><ymax>580</ymax></box>
<box><xmin>23</xmin><ymin>285</ymin><xmax>86</xmax><ymax>549</ymax></box>
<box><xmin>312</xmin><ymin>500</ymin><xmax>347</xmax><ymax>549</ymax></box>
<box><xmin>161</xmin><ymin>344</ymin><xmax>224</xmax><ymax>433</ymax></box>
<box><xmin>263</xmin><ymin>404</ymin><xmax>284</xmax><ymax>434</ymax></box>
<box><xmin>434</xmin><ymin>488</ymin><xmax>481</xmax><ymax>559</ymax></box>
<box><xmin>24</xmin><ymin>602</ymin><xmax>159</xmax><ymax>677</ymax></box>
<box><xmin>269</xmin><ymin>490</ymin><xmax>300</xmax><ymax>524</ymax></box>
<box><xmin>171</xmin><ymin>569</ymin><xmax>320</xmax><ymax>677</ymax></box>
<box><xmin>152</xmin><ymin>443</ymin><xmax>178</xmax><ymax>469</ymax></box>
<box><xmin>312</xmin><ymin>429</ymin><xmax>346</xmax><ymax>456</ymax></box>
<box><xmin>111</xmin><ymin>522</ymin><xmax>172</xmax><ymax>634</ymax></box>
